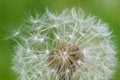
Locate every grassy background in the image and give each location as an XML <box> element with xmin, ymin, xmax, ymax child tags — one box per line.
<box><xmin>0</xmin><ymin>0</ymin><xmax>120</xmax><ymax>80</ymax></box>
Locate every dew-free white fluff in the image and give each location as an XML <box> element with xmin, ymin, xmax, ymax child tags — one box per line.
<box><xmin>11</xmin><ymin>8</ymin><xmax>116</xmax><ymax>80</ymax></box>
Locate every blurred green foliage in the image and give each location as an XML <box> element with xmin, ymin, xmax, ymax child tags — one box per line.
<box><xmin>0</xmin><ymin>0</ymin><xmax>120</xmax><ymax>80</ymax></box>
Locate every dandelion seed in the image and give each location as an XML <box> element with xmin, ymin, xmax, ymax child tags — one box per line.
<box><xmin>34</xmin><ymin>36</ymin><xmax>38</xmax><ymax>41</ymax></box>
<box><xmin>40</xmin><ymin>38</ymin><xmax>44</xmax><ymax>42</ymax></box>
<box><xmin>14</xmin><ymin>31</ymin><xmax>20</xmax><ymax>36</ymax></box>
<box><xmin>32</xmin><ymin>20</ymin><xmax>39</xmax><ymax>24</ymax></box>
<box><xmin>33</xmin><ymin>55</ymin><xmax>37</xmax><ymax>59</ymax></box>
<box><xmin>46</xmin><ymin>49</ymin><xmax>50</xmax><ymax>54</ymax></box>
<box><xmin>26</xmin><ymin>48</ymin><xmax>30</xmax><ymax>53</ymax></box>
<box><xmin>68</xmin><ymin>34</ymin><xmax>73</xmax><ymax>39</ymax></box>
<box><xmin>35</xmin><ymin>27</ymin><xmax>41</xmax><ymax>30</ymax></box>
<box><xmin>56</xmin><ymin>35</ymin><xmax>60</xmax><ymax>39</ymax></box>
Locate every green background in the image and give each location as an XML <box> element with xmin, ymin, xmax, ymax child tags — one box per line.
<box><xmin>0</xmin><ymin>0</ymin><xmax>120</xmax><ymax>80</ymax></box>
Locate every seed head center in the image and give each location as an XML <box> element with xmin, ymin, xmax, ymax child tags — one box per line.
<box><xmin>47</xmin><ymin>42</ymin><xmax>84</xmax><ymax>74</ymax></box>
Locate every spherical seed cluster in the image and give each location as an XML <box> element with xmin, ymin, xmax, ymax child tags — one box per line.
<box><xmin>12</xmin><ymin>8</ymin><xmax>116</xmax><ymax>80</ymax></box>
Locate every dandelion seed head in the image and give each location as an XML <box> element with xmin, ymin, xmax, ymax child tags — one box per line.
<box><xmin>12</xmin><ymin>8</ymin><xmax>116</xmax><ymax>80</ymax></box>
<box><xmin>48</xmin><ymin>42</ymin><xmax>84</xmax><ymax>75</ymax></box>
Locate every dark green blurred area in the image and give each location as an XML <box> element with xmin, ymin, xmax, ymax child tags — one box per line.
<box><xmin>0</xmin><ymin>0</ymin><xmax>120</xmax><ymax>80</ymax></box>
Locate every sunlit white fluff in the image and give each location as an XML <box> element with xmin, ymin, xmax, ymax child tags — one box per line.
<box><xmin>12</xmin><ymin>8</ymin><xmax>116</xmax><ymax>80</ymax></box>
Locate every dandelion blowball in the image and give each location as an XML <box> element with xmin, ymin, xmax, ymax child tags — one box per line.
<box><xmin>12</xmin><ymin>8</ymin><xmax>116</xmax><ymax>80</ymax></box>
